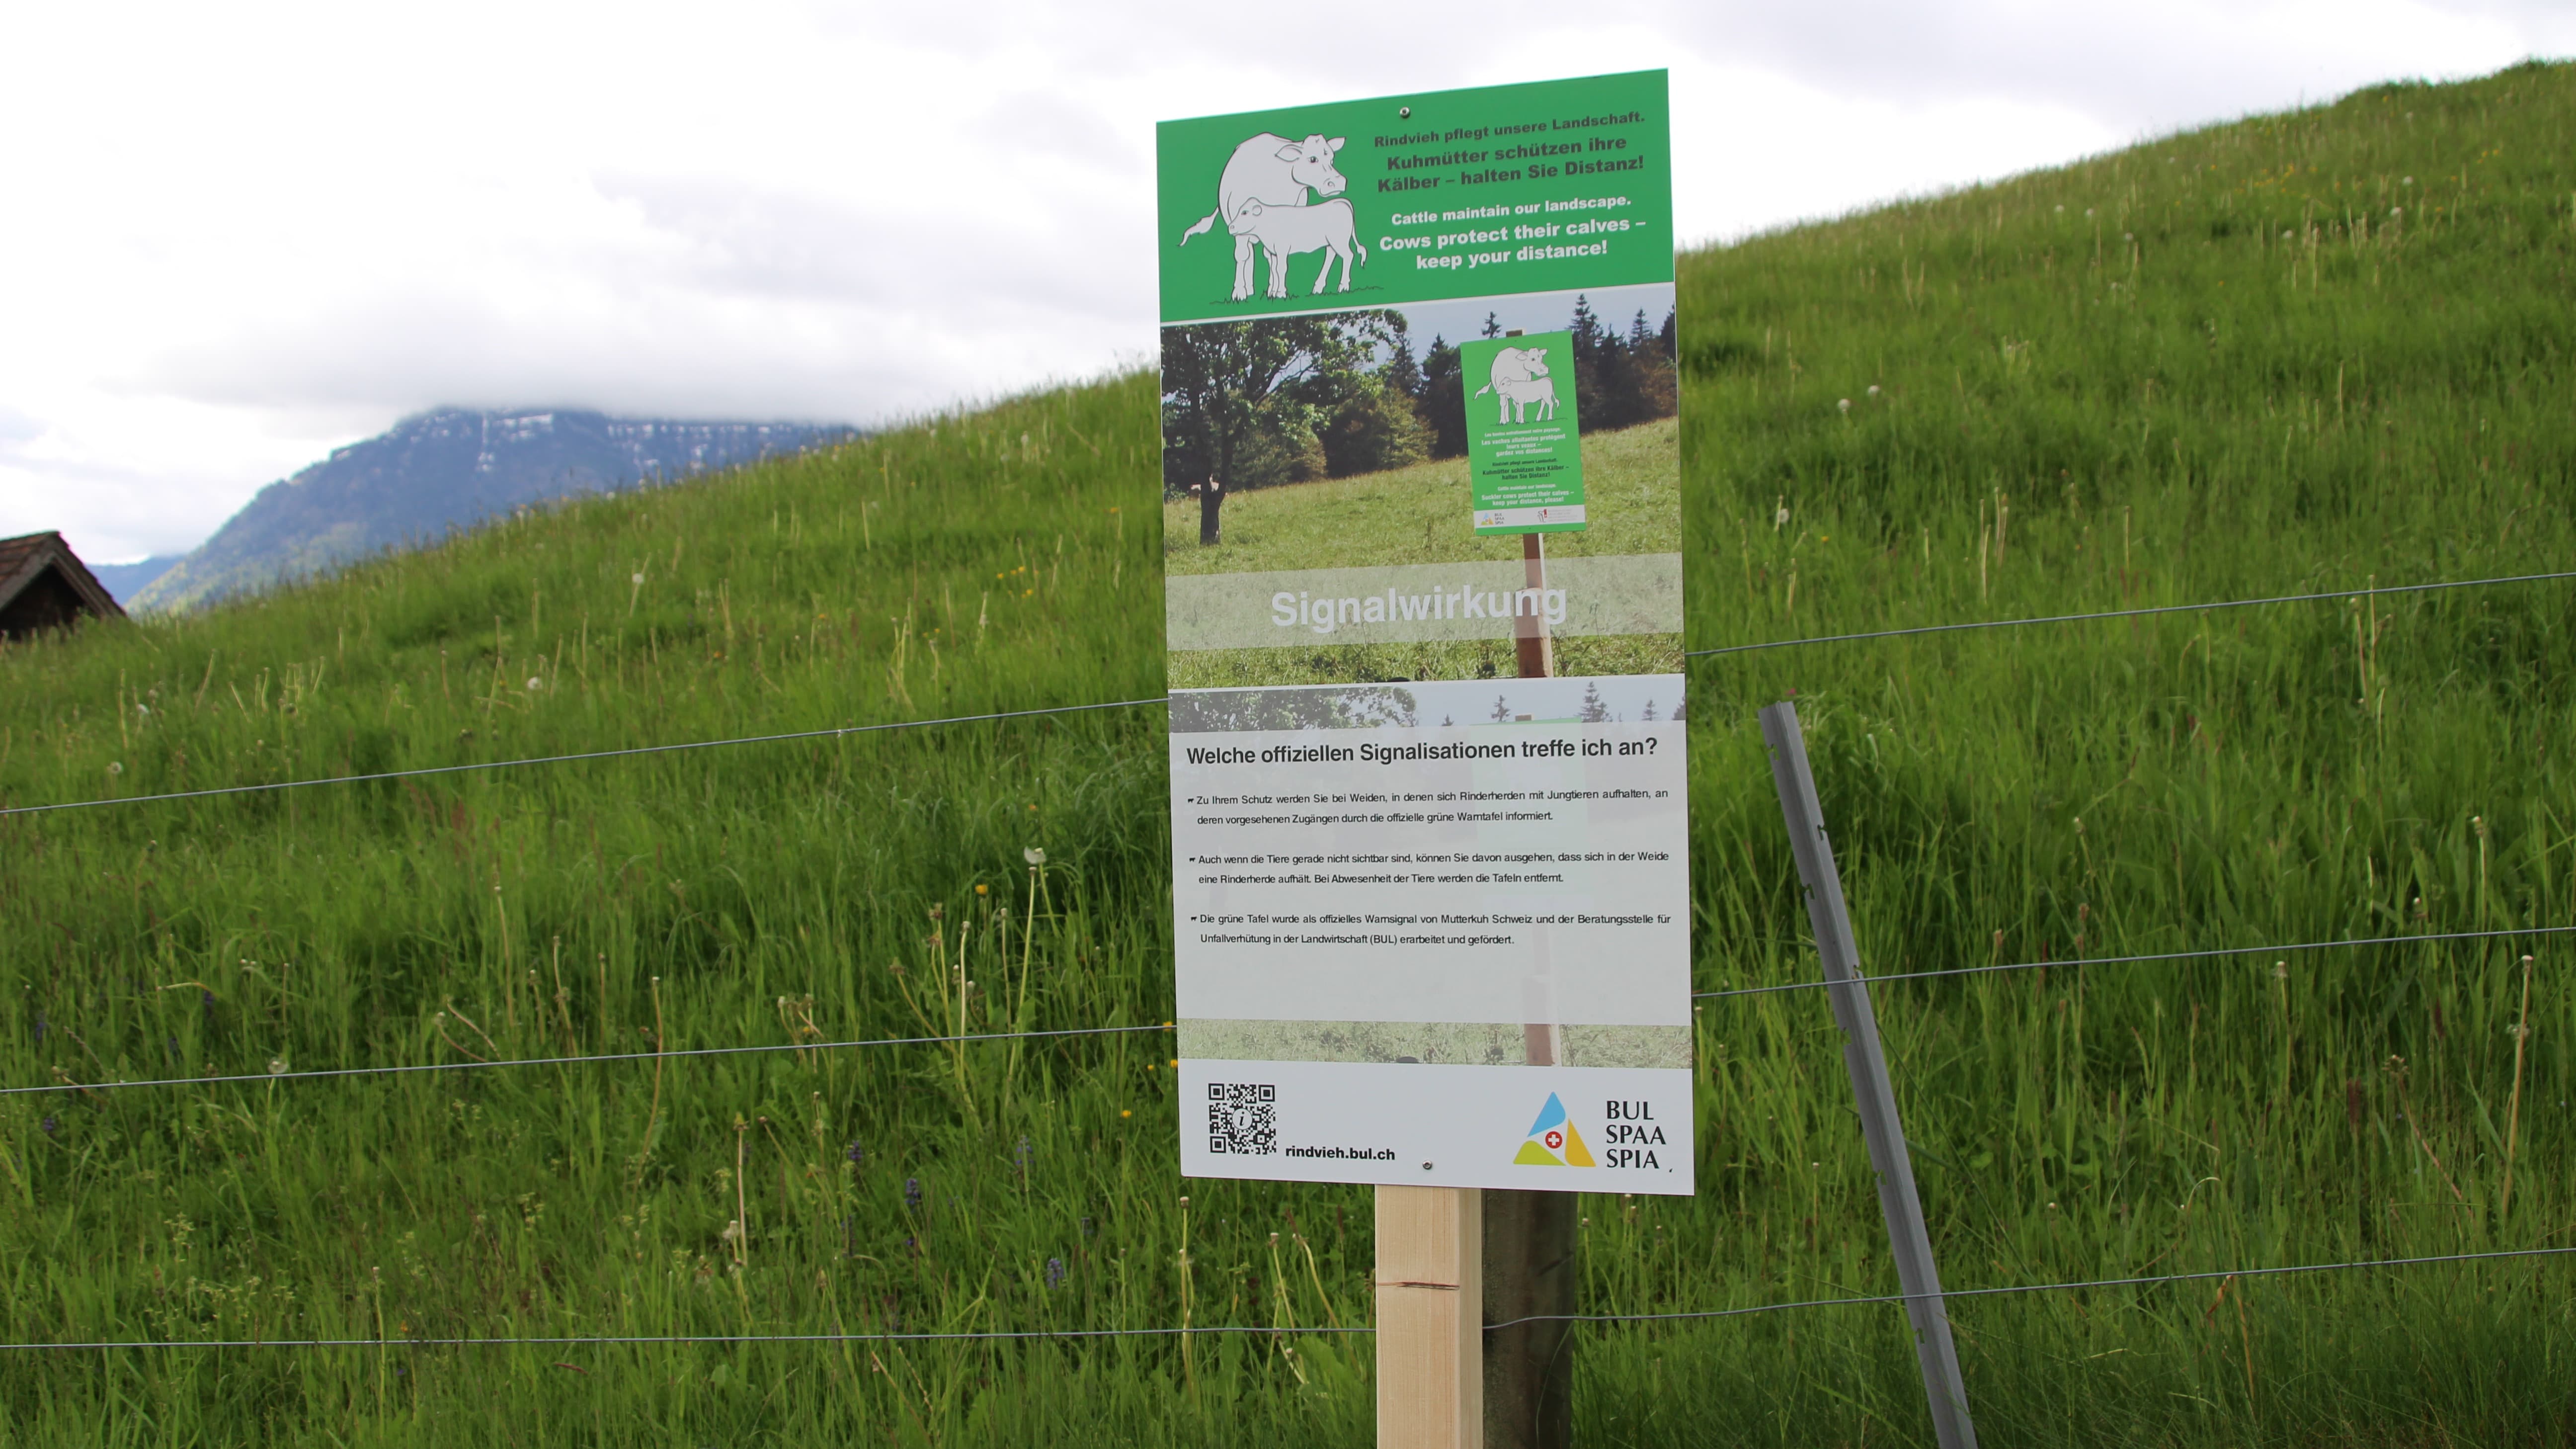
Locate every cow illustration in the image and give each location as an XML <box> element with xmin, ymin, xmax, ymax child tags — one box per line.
<box><xmin>1225</xmin><ymin>198</ymin><xmax>1366</xmax><ymax>297</ymax></box>
<box><xmin>1178</xmin><ymin>133</ymin><xmax>1348</xmax><ymax>301</ymax></box>
<box><xmin>1472</xmin><ymin>346</ymin><xmax>1561</xmax><ymax>424</ymax></box>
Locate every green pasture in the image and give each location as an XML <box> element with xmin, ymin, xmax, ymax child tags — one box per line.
<box><xmin>0</xmin><ymin>59</ymin><xmax>2572</xmax><ymax>1447</ymax></box>
<box><xmin>1162</xmin><ymin>415</ymin><xmax>1680</xmax><ymax>576</ymax></box>
<box><xmin>1164</xmin><ymin>416</ymin><xmax>1681</xmax><ymax>687</ymax></box>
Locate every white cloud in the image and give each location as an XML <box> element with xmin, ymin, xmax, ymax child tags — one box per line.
<box><xmin>0</xmin><ymin>0</ymin><xmax>2564</xmax><ymax>559</ymax></box>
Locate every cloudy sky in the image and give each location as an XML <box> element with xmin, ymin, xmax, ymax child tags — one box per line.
<box><xmin>2</xmin><ymin>2</ymin><xmax>2568</xmax><ymax>563</ymax></box>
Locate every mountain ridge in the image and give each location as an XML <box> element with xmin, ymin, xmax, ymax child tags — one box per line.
<box><xmin>133</xmin><ymin>406</ymin><xmax>854</xmax><ymax>612</ymax></box>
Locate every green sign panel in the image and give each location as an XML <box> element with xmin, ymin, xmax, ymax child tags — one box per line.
<box><xmin>1157</xmin><ymin>71</ymin><xmax>1674</xmax><ymax>322</ymax></box>
<box><xmin>1463</xmin><ymin>331</ymin><xmax>1585</xmax><ymax>533</ymax></box>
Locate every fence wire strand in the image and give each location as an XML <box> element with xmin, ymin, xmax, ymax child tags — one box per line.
<box><xmin>1692</xmin><ymin>923</ymin><xmax>2573</xmax><ymax>1002</ymax></box>
<box><xmin>0</xmin><ymin>695</ymin><xmax>1169</xmax><ymax>818</ymax></box>
<box><xmin>1682</xmin><ymin>568</ymin><xmax>2576</xmax><ymax>660</ymax></box>
<box><xmin>7</xmin><ymin>569</ymin><xmax>2570</xmax><ymax>821</ymax></box>
<box><xmin>8</xmin><ymin>926</ymin><xmax>2556</xmax><ymax>1099</ymax></box>
<box><xmin>1485</xmin><ymin>1244</ymin><xmax>2576</xmax><ymax>1332</ymax></box>
<box><xmin>0</xmin><ymin>1022</ymin><xmax>1173</xmax><ymax>1099</ymax></box>
<box><xmin>8</xmin><ymin>1246</ymin><xmax>2567</xmax><ymax>1354</ymax></box>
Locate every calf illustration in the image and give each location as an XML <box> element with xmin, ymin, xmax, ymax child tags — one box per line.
<box><xmin>1472</xmin><ymin>346</ymin><xmax>1561</xmax><ymax>424</ymax></box>
<box><xmin>1225</xmin><ymin>198</ymin><xmax>1366</xmax><ymax>297</ymax></box>
<box><xmin>1177</xmin><ymin>133</ymin><xmax>1348</xmax><ymax>301</ymax></box>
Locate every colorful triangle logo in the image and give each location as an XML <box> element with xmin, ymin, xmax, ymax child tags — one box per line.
<box><xmin>1514</xmin><ymin>1093</ymin><xmax>1595</xmax><ymax>1168</ymax></box>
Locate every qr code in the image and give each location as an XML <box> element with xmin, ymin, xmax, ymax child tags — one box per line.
<box><xmin>1208</xmin><ymin>1083</ymin><xmax>1277</xmax><ymax>1156</ymax></box>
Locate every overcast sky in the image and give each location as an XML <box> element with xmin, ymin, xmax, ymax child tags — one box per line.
<box><xmin>2</xmin><ymin>2</ymin><xmax>2568</xmax><ymax>562</ymax></box>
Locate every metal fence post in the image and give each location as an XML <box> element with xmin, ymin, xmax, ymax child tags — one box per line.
<box><xmin>1760</xmin><ymin>700</ymin><xmax>1979</xmax><ymax>1449</ymax></box>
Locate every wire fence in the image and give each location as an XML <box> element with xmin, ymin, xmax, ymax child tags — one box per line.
<box><xmin>0</xmin><ymin>1022</ymin><xmax>1174</xmax><ymax>1099</ymax></box>
<box><xmin>10</xmin><ymin>921</ymin><xmax>2554</xmax><ymax>1101</ymax></box>
<box><xmin>1</xmin><ymin>563</ymin><xmax>2568</xmax><ymax>1382</ymax></box>
<box><xmin>6</xmin><ymin>565</ymin><xmax>2566</xmax><ymax>821</ymax></box>
<box><xmin>7</xmin><ymin>1245</ymin><xmax>2570</xmax><ymax>1355</ymax></box>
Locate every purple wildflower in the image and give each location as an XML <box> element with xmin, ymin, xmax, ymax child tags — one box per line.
<box><xmin>31</xmin><ymin>1011</ymin><xmax>43</xmax><ymax>1045</ymax></box>
<box><xmin>903</xmin><ymin>1178</ymin><xmax>922</xmax><ymax>1209</ymax></box>
<box><xmin>39</xmin><ymin>1116</ymin><xmax>57</xmax><ymax>1138</ymax></box>
<box><xmin>1046</xmin><ymin>1257</ymin><xmax>1065</xmax><ymax>1289</ymax></box>
<box><xmin>846</xmin><ymin>1139</ymin><xmax>865</xmax><ymax>1164</ymax></box>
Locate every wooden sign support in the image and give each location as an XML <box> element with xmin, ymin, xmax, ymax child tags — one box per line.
<box><xmin>1378</xmin><ymin>1185</ymin><xmax>1482</xmax><ymax>1448</ymax></box>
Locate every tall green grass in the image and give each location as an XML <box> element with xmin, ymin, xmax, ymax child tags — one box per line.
<box><xmin>0</xmin><ymin>59</ymin><xmax>2570</xmax><ymax>1446</ymax></box>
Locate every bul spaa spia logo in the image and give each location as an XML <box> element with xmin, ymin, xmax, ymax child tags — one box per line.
<box><xmin>1513</xmin><ymin>1092</ymin><xmax>1595</xmax><ymax>1168</ymax></box>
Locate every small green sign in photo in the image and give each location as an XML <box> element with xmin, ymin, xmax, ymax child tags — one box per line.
<box><xmin>1464</xmin><ymin>331</ymin><xmax>1586</xmax><ymax>533</ymax></box>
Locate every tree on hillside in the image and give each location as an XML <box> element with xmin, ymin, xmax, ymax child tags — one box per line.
<box><xmin>1380</xmin><ymin>327</ymin><xmax>1426</xmax><ymax>400</ymax></box>
<box><xmin>1579</xmin><ymin>681</ymin><xmax>1610</xmax><ymax>722</ymax></box>
<box><xmin>1419</xmin><ymin>335</ymin><xmax>1466</xmax><ymax>458</ymax></box>
<box><xmin>1555</xmin><ymin>295</ymin><xmax>1679</xmax><ymax>434</ymax></box>
<box><xmin>1321</xmin><ymin>377</ymin><xmax>1430</xmax><ymax>477</ymax></box>
<box><xmin>1160</xmin><ymin>313</ymin><xmax>1399</xmax><ymax>495</ymax></box>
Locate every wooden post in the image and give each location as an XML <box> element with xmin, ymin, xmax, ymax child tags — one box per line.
<box><xmin>1378</xmin><ymin>1185</ymin><xmax>1482</xmax><ymax>1449</ymax></box>
<box><xmin>1512</xmin><ymin>533</ymin><xmax>1553</xmax><ymax>678</ymax></box>
<box><xmin>1480</xmin><ymin>1188</ymin><xmax>1576</xmax><ymax>1449</ymax></box>
<box><xmin>1481</xmin><ymin>524</ymin><xmax>1573</xmax><ymax>1449</ymax></box>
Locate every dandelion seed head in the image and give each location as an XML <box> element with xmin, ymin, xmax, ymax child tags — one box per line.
<box><xmin>1837</xmin><ymin>398</ymin><xmax>1851</xmax><ymax>413</ymax></box>
<box><xmin>107</xmin><ymin>762</ymin><xmax>123</xmax><ymax>775</ymax></box>
<box><xmin>526</xmin><ymin>677</ymin><xmax>543</xmax><ymax>691</ymax></box>
<box><xmin>631</xmin><ymin>572</ymin><xmax>645</xmax><ymax>586</ymax></box>
<box><xmin>1024</xmin><ymin>847</ymin><xmax>1046</xmax><ymax>865</ymax></box>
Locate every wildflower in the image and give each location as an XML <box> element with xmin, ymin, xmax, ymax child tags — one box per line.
<box><xmin>1866</xmin><ymin>384</ymin><xmax>1880</xmax><ymax>398</ymax></box>
<box><xmin>39</xmin><ymin>1116</ymin><xmax>57</xmax><ymax>1138</ymax></box>
<box><xmin>136</xmin><ymin>703</ymin><xmax>149</xmax><ymax>715</ymax></box>
<box><xmin>1121</xmin><ymin>1109</ymin><xmax>1132</xmax><ymax>1118</ymax></box>
<box><xmin>1014</xmin><ymin>1136</ymin><xmax>1033</xmax><ymax>1171</ymax></box>
<box><xmin>975</xmin><ymin>883</ymin><xmax>988</xmax><ymax>896</ymax></box>
<box><xmin>1046</xmin><ymin>1257</ymin><xmax>1066</xmax><ymax>1289</ymax></box>
<box><xmin>631</xmin><ymin>572</ymin><xmax>645</xmax><ymax>586</ymax></box>
<box><xmin>268</xmin><ymin>1058</ymin><xmax>287</xmax><ymax>1075</ymax></box>
<box><xmin>2390</xmin><ymin>207</ymin><xmax>2403</xmax><ymax>219</ymax></box>
<box><xmin>1837</xmin><ymin>398</ymin><xmax>1851</xmax><ymax>414</ymax></box>
<box><xmin>526</xmin><ymin>677</ymin><xmax>543</xmax><ymax>691</ymax></box>
<box><xmin>904</xmin><ymin>1178</ymin><xmax>923</xmax><ymax>1209</ymax></box>
<box><xmin>107</xmin><ymin>762</ymin><xmax>123</xmax><ymax>775</ymax></box>
<box><xmin>2273</xmin><ymin>961</ymin><xmax>2288</xmax><ymax>980</ymax></box>
<box><xmin>2402</xmin><ymin>176</ymin><xmax>2413</xmax><ymax>186</ymax></box>
<box><xmin>846</xmin><ymin>1139</ymin><xmax>865</xmax><ymax>1164</ymax></box>
<box><xmin>1773</xmin><ymin>499</ymin><xmax>1789</xmax><ymax>529</ymax></box>
<box><xmin>1024</xmin><ymin>846</ymin><xmax>1045</xmax><ymax>864</ymax></box>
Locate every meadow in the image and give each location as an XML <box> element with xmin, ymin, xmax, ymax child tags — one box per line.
<box><xmin>1164</xmin><ymin>417</ymin><xmax>1681</xmax><ymax>688</ymax></box>
<box><xmin>0</xmin><ymin>60</ymin><xmax>2572</xmax><ymax>1447</ymax></box>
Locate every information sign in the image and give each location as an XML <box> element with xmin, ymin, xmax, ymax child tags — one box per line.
<box><xmin>1463</xmin><ymin>330</ymin><xmax>1585</xmax><ymax>533</ymax></box>
<box><xmin>1158</xmin><ymin>70</ymin><xmax>1690</xmax><ymax>1195</ymax></box>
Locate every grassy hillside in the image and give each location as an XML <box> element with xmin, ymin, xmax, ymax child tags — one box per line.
<box><xmin>0</xmin><ymin>59</ymin><xmax>2572</xmax><ymax>1447</ymax></box>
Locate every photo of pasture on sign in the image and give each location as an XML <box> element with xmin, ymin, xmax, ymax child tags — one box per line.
<box><xmin>1160</xmin><ymin>284</ymin><xmax>1680</xmax><ymax>690</ymax></box>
